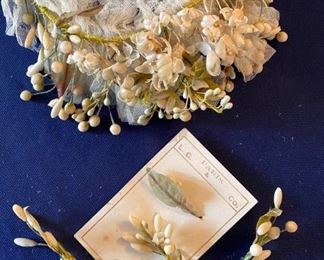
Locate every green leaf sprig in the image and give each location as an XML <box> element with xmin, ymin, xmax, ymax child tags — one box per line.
<box><xmin>147</xmin><ymin>169</ymin><xmax>202</xmax><ymax>219</ymax></box>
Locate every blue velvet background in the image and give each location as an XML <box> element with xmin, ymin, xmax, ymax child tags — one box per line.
<box><xmin>0</xmin><ymin>1</ymin><xmax>323</xmax><ymax>259</ymax></box>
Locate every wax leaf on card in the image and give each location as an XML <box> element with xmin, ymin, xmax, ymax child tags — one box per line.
<box><xmin>147</xmin><ymin>169</ymin><xmax>202</xmax><ymax>219</ymax></box>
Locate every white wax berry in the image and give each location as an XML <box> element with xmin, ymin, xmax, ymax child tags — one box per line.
<box><xmin>257</xmin><ymin>222</ymin><xmax>272</xmax><ymax>236</ymax></box>
<box><xmin>37</xmin><ymin>22</ymin><xmax>45</xmax><ymax>42</ymax></box>
<box><xmin>89</xmin><ymin>115</ymin><xmax>101</xmax><ymax>127</ymax></box>
<box><xmin>110</xmin><ymin>124</ymin><xmax>121</xmax><ymax>135</ymax></box>
<box><xmin>69</xmin><ymin>35</ymin><xmax>81</xmax><ymax>45</ymax></box>
<box><xmin>12</xmin><ymin>204</ymin><xmax>27</xmax><ymax>221</ymax></box>
<box><xmin>277</xmin><ymin>31</ymin><xmax>288</xmax><ymax>42</ymax></box>
<box><xmin>225</xmin><ymin>81</ymin><xmax>234</xmax><ymax>92</ymax></box>
<box><xmin>268</xmin><ymin>226</ymin><xmax>281</xmax><ymax>240</ymax></box>
<box><xmin>64</xmin><ymin>103</ymin><xmax>76</xmax><ymax>115</ymax></box>
<box><xmin>164</xmin><ymin>224</ymin><xmax>172</xmax><ymax>238</ymax></box>
<box><xmin>22</xmin><ymin>13</ymin><xmax>34</xmax><ymax>25</ymax></box>
<box><xmin>180</xmin><ymin>111</ymin><xmax>192</xmax><ymax>122</ymax></box>
<box><xmin>104</xmin><ymin>98</ymin><xmax>110</xmax><ymax>106</ymax></box>
<box><xmin>250</xmin><ymin>244</ymin><xmax>263</xmax><ymax>257</ymax></box>
<box><xmin>59</xmin><ymin>41</ymin><xmax>73</xmax><ymax>54</ymax></box>
<box><xmin>31</xmin><ymin>73</ymin><xmax>43</xmax><ymax>85</ymax></box>
<box><xmin>24</xmin><ymin>26</ymin><xmax>36</xmax><ymax>48</ymax></box>
<box><xmin>220</xmin><ymin>95</ymin><xmax>231</xmax><ymax>107</ymax></box>
<box><xmin>78</xmin><ymin>121</ymin><xmax>89</xmax><ymax>132</ymax></box>
<box><xmin>59</xmin><ymin>109</ymin><xmax>69</xmax><ymax>121</ymax></box>
<box><xmin>81</xmin><ymin>98</ymin><xmax>91</xmax><ymax>109</ymax></box>
<box><xmin>26</xmin><ymin>62</ymin><xmax>44</xmax><ymax>77</ymax></box>
<box><xmin>67</xmin><ymin>25</ymin><xmax>81</xmax><ymax>34</ymax></box>
<box><xmin>14</xmin><ymin>238</ymin><xmax>38</xmax><ymax>247</ymax></box>
<box><xmin>20</xmin><ymin>90</ymin><xmax>32</xmax><ymax>101</ymax></box>
<box><xmin>51</xmin><ymin>61</ymin><xmax>64</xmax><ymax>74</ymax></box>
<box><xmin>32</xmin><ymin>84</ymin><xmax>44</xmax><ymax>91</ymax></box>
<box><xmin>224</xmin><ymin>102</ymin><xmax>233</xmax><ymax>110</ymax></box>
<box><xmin>273</xmin><ymin>187</ymin><xmax>283</xmax><ymax>208</ymax></box>
<box><xmin>285</xmin><ymin>221</ymin><xmax>298</xmax><ymax>233</ymax></box>
<box><xmin>164</xmin><ymin>244</ymin><xmax>176</xmax><ymax>255</ymax></box>
<box><xmin>42</xmin><ymin>31</ymin><xmax>52</xmax><ymax>50</ymax></box>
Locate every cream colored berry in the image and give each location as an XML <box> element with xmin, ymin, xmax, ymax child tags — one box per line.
<box><xmin>81</xmin><ymin>98</ymin><xmax>92</xmax><ymax>109</ymax></box>
<box><xmin>257</xmin><ymin>222</ymin><xmax>272</xmax><ymax>236</ymax></box>
<box><xmin>89</xmin><ymin>115</ymin><xmax>101</xmax><ymax>127</ymax></box>
<box><xmin>78</xmin><ymin>121</ymin><xmax>89</xmax><ymax>132</ymax></box>
<box><xmin>225</xmin><ymin>81</ymin><xmax>234</xmax><ymax>92</ymax></box>
<box><xmin>276</xmin><ymin>31</ymin><xmax>288</xmax><ymax>42</ymax></box>
<box><xmin>224</xmin><ymin>102</ymin><xmax>233</xmax><ymax>110</ymax></box>
<box><xmin>273</xmin><ymin>187</ymin><xmax>283</xmax><ymax>209</ymax></box>
<box><xmin>59</xmin><ymin>109</ymin><xmax>69</xmax><ymax>121</ymax></box>
<box><xmin>32</xmin><ymin>84</ymin><xmax>44</xmax><ymax>91</ymax></box>
<box><xmin>75</xmin><ymin>113</ymin><xmax>86</xmax><ymax>123</ymax></box>
<box><xmin>42</xmin><ymin>31</ymin><xmax>52</xmax><ymax>50</ymax></box>
<box><xmin>24</xmin><ymin>26</ymin><xmax>36</xmax><ymax>48</ymax></box>
<box><xmin>220</xmin><ymin>95</ymin><xmax>231</xmax><ymax>107</ymax></box>
<box><xmin>104</xmin><ymin>98</ymin><xmax>110</xmax><ymax>106</ymax></box>
<box><xmin>12</xmin><ymin>204</ymin><xmax>27</xmax><ymax>222</ymax></box>
<box><xmin>14</xmin><ymin>238</ymin><xmax>38</xmax><ymax>247</ymax></box>
<box><xmin>69</xmin><ymin>35</ymin><xmax>81</xmax><ymax>45</ymax></box>
<box><xmin>51</xmin><ymin>61</ymin><xmax>64</xmax><ymax>74</ymax></box>
<box><xmin>67</xmin><ymin>25</ymin><xmax>81</xmax><ymax>34</ymax></box>
<box><xmin>20</xmin><ymin>90</ymin><xmax>32</xmax><ymax>101</ymax></box>
<box><xmin>164</xmin><ymin>244</ymin><xmax>176</xmax><ymax>255</ymax></box>
<box><xmin>31</xmin><ymin>73</ymin><xmax>43</xmax><ymax>85</ymax></box>
<box><xmin>250</xmin><ymin>244</ymin><xmax>263</xmax><ymax>257</ymax></box>
<box><xmin>180</xmin><ymin>111</ymin><xmax>192</xmax><ymax>122</ymax></box>
<box><xmin>268</xmin><ymin>226</ymin><xmax>281</xmax><ymax>240</ymax></box>
<box><xmin>37</xmin><ymin>22</ymin><xmax>45</xmax><ymax>41</ymax></box>
<box><xmin>22</xmin><ymin>13</ymin><xmax>34</xmax><ymax>25</ymax></box>
<box><xmin>59</xmin><ymin>41</ymin><xmax>73</xmax><ymax>54</ymax></box>
<box><xmin>64</xmin><ymin>102</ymin><xmax>76</xmax><ymax>115</ymax></box>
<box><xmin>285</xmin><ymin>221</ymin><xmax>298</xmax><ymax>233</ymax></box>
<box><xmin>110</xmin><ymin>124</ymin><xmax>121</xmax><ymax>135</ymax></box>
<box><xmin>72</xmin><ymin>85</ymin><xmax>83</xmax><ymax>96</ymax></box>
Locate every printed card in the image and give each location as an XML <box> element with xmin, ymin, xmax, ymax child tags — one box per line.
<box><xmin>75</xmin><ymin>128</ymin><xmax>257</xmax><ymax>259</ymax></box>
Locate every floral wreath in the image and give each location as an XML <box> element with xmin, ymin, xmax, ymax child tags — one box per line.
<box><xmin>2</xmin><ymin>0</ymin><xmax>288</xmax><ymax>135</ymax></box>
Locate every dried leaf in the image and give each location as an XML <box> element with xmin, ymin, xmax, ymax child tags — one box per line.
<box><xmin>147</xmin><ymin>169</ymin><xmax>202</xmax><ymax>219</ymax></box>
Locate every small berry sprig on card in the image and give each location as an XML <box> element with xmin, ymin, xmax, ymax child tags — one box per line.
<box><xmin>12</xmin><ymin>204</ymin><xmax>75</xmax><ymax>260</ymax></box>
<box><xmin>123</xmin><ymin>213</ymin><xmax>183</xmax><ymax>260</ymax></box>
<box><xmin>243</xmin><ymin>188</ymin><xmax>298</xmax><ymax>260</ymax></box>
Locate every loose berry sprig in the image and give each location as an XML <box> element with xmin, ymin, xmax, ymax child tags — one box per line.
<box><xmin>243</xmin><ymin>188</ymin><xmax>298</xmax><ymax>260</ymax></box>
<box><xmin>12</xmin><ymin>204</ymin><xmax>75</xmax><ymax>260</ymax></box>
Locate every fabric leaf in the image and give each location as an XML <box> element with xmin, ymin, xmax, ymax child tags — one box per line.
<box><xmin>147</xmin><ymin>169</ymin><xmax>202</xmax><ymax>219</ymax></box>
